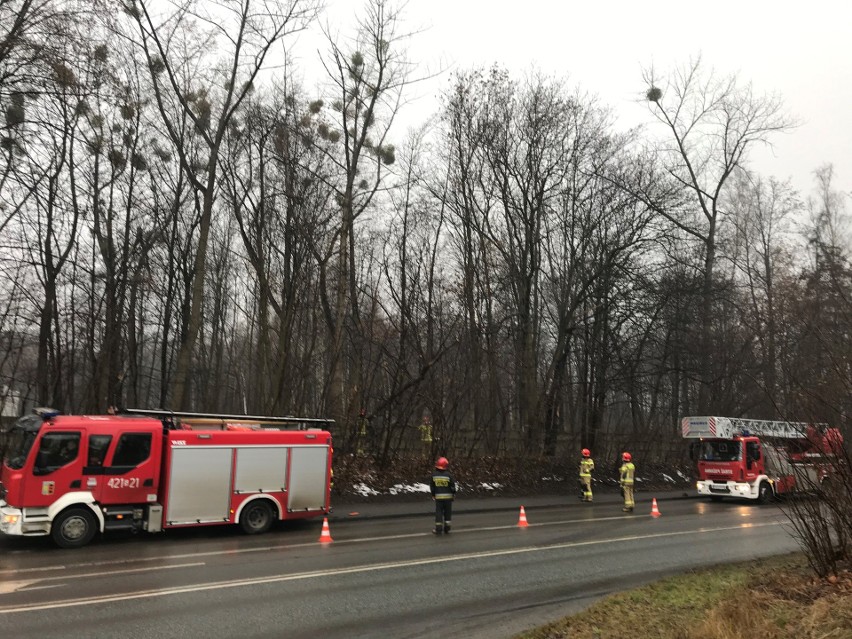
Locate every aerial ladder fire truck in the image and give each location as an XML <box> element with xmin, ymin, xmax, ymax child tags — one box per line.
<box><xmin>0</xmin><ymin>408</ymin><xmax>333</xmax><ymax>548</ymax></box>
<box><xmin>681</xmin><ymin>416</ymin><xmax>843</xmax><ymax>503</ymax></box>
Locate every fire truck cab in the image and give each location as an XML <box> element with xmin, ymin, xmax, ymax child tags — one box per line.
<box><xmin>1</xmin><ymin>408</ymin><xmax>333</xmax><ymax>548</ymax></box>
<box><xmin>681</xmin><ymin>416</ymin><xmax>842</xmax><ymax>503</ymax></box>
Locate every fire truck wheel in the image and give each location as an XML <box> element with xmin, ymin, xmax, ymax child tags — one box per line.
<box><xmin>51</xmin><ymin>507</ymin><xmax>97</xmax><ymax>548</ymax></box>
<box><xmin>757</xmin><ymin>481</ymin><xmax>773</xmax><ymax>504</ymax></box>
<box><xmin>240</xmin><ymin>500</ymin><xmax>275</xmax><ymax>535</ymax></box>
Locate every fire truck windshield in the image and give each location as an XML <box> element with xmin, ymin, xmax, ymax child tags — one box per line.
<box><xmin>3</xmin><ymin>415</ymin><xmax>42</xmax><ymax>470</ymax></box>
<box><xmin>696</xmin><ymin>440</ymin><xmax>742</xmax><ymax>462</ymax></box>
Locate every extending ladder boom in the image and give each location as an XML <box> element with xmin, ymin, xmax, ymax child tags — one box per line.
<box><xmin>681</xmin><ymin>416</ymin><xmax>820</xmax><ymax>439</ymax></box>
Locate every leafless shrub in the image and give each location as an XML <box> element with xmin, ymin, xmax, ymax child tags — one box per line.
<box><xmin>783</xmin><ymin>443</ymin><xmax>852</xmax><ymax>577</ymax></box>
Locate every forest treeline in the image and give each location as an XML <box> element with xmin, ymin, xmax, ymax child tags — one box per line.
<box><xmin>1</xmin><ymin>0</ymin><xmax>850</xmax><ymax>465</ymax></box>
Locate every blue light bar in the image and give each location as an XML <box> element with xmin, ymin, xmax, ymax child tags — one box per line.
<box><xmin>33</xmin><ymin>407</ymin><xmax>61</xmax><ymax>418</ymax></box>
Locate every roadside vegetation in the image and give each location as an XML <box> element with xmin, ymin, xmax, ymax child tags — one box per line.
<box><xmin>516</xmin><ymin>553</ymin><xmax>852</xmax><ymax>639</ymax></box>
<box><xmin>517</xmin><ymin>446</ymin><xmax>852</xmax><ymax>639</ymax></box>
<box><xmin>333</xmin><ymin>448</ymin><xmax>852</xmax><ymax>638</ymax></box>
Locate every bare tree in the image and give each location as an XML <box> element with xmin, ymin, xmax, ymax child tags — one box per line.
<box><xmin>370</xmin><ymin>124</ymin><xmax>460</xmax><ymax>464</ymax></box>
<box><xmin>438</xmin><ymin>68</ymin><xmax>504</xmax><ymax>453</ymax></box>
<box><xmin>121</xmin><ymin>0</ymin><xmax>320</xmax><ymax>408</ymax></box>
<box><xmin>642</xmin><ymin>56</ymin><xmax>794</xmax><ymax>412</ymax></box>
<box><xmin>728</xmin><ymin>171</ymin><xmax>797</xmax><ymax>414</ymax></box>
<box><xmin>220</xmin><ymin>85</ymin><xmax>336</xmax><ymax>413</ymax></box>
<box><xmin>788</xmin><ymin>166</ymin><xmax>852</xmax><ymax>425</ymax></box>
<box><xmin>1</xmin><ymin>1</ymin><xmax>101</xmax><ymax>234</ymax></box>
<box><xmin>316</xmin><ymin>0</ymin><xmax>428</xmax><ymax>430</ymax></box>
<box><xmin>2</xmin><ymin>13</ymin><xmax>115</xmax><ymax>408</ymax></box>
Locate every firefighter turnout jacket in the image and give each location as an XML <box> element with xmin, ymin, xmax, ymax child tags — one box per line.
<box><xmin>619</xmin><ymin>462</ymin><xmax>635</xmax><ymax>485</ymax></box>
<box><xmin>430</xmin><ymin>469</ymin><xmax>457</xmax><ymax>500</ymax></box>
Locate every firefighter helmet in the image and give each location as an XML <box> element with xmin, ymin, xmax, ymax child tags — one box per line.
<box><xmin>622</xmin><ymin>452</ymin><xmax>632</xmax><ymax>462</ymax></box>
<box><xmin>435</xmin><ymin>457</ymin><xmax>449</xmax><ymax>470</ymax></box>
<box><xmin>582</xmin><ymin>448</ymin><xmax>590</xmax><ymax>457</ymax></box>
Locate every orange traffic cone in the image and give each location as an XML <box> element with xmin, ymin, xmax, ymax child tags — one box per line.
<box><xmin>318</xmin><ymin>517</ymin><xmax>334</xmax><ymax>543</ymax></box>
<box><xmin>517</xmin><ymin>505</ymin><xmax>529</xmax><ymax>527</ymax></box>
<box><xmin>650</xmin><ymin>498</ymin><xmax>661</xmax><ymax>518</ymax></box>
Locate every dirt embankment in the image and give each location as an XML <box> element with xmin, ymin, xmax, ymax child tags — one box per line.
<box><xmin>332</xmin><ymin>454</ymin><xmax>693</xmax><ymax>503</ymax></box>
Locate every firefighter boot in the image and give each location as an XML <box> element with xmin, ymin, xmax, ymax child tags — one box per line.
<box><xmin>444</xmin><ymin>521</ymin><xmax>451</xmax><ymax>534</ymax></box>
<box><xmin>432</xmin><ymin>523</ymin><xmax>443</xmax><ymax>535</ymax></box>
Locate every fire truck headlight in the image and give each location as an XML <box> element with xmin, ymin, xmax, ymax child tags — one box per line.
<box><xmin>735</xmin><ymin>484</ymin><xmax>750</xmax><ymax>493</ymax></box>
<box><xmin>2</xmin><ymin>513</ymin><xmax>19</xmax><ymax>525</ymax></box>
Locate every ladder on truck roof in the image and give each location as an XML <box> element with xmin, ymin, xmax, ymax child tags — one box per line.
<box><xmin>121</xmin><ymin>408</ymin><xmax>334</xmax><ymax>431</ymax></box>
<box><xmin>681</xmin><ymin>416</ymin><xmax>825</xmax><ymax>440</ymax></box>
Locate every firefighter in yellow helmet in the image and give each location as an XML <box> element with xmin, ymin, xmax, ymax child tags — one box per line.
<box><xmin>430</xmin><ymin>457</ymin><xmax>456</xmax><ymax>534</ymax></box>
<box><xmin>578</xmin><ymin>448</ymin><xmax>594</xmax><ymax>502</ymax></box>
<box><xmin>620</xmin><ymin>452</ymin><xmax>635</xmax><ymax>512</ymax></box>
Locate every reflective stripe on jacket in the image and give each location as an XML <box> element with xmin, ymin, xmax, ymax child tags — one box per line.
<box><xmin>579</xmin><ymin>458</ymin><xmax>594</xmax><ymax>477</ymax></box>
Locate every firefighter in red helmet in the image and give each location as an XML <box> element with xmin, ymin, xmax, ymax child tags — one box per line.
<box><xmin>430</xmin><ymin>457</ymin><xmax>456</xmax><ymax>534</ymax></box>
<box><xmin>579</xmin><ymin>448</ymin><xmax>595</xmax><ymax>502</ymax></box>
<box><xmin>619</xmin><ymin>452</ymin><xmax>635</xmax><ymax>512</ymax></box>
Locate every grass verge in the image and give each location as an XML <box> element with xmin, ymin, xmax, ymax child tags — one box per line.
<box><xmin>515</xmin><ymin>553</ymin><xmax>852</xmax><ymax>639</ymax></box>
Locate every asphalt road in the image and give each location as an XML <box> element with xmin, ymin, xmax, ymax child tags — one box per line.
<box><xmin>0</xmin><ymin>492</ymin><xmax>801</xmax><ymax>638</ymax></box>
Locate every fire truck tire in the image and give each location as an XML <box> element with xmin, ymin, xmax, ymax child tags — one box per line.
<box><xmin>240</xmin><ymin>500</ymin><xmax>275</xmax><ymax>535</ymax></box>
<box><xmin>51</xmin><ymin>507</ymin><xmax>98</xmax><ymax>548</ymax></box>
<box><xmin>757</xmin><ymin>481</ymin><xmax>773</xmax><ymax>504</ymax></box>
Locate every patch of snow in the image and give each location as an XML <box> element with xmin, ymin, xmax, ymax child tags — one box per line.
<box><xmin>480</xmin><ymin>482</ymin><xmax>503</xmax><ymax>490</ymax></box>
<box><xmin>676</xmin><ymin>470</ymin><xmax>689</xmax><ymax>480</ymax></box>
<box><xmin>352</xmin><ymin>482</ymin><xmax>380</xmax><ymax>497</ymax></box>
<box><xmin>388</xmin><ymin>482</ymin><xmax>431</xmax><ymax>495</ymax></box>
<box><xmin>662</xmin><ymin>474</ymin><xmax>675</xmax><ymax>482</ymax></box>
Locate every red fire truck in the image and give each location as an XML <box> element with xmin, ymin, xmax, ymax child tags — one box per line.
<box><xmin>681</xmin><ymin>416</ymin><xmax>843</xmax><ymax>503</ymax></box>
<box><xmin>0</xmin><ymin>408</ymin><xmax>333</xmax><ymax>547</ymax></box>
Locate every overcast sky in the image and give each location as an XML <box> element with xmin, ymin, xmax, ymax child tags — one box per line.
<box><xmin>295</xmin><ymin>0</ymin><xmax>851</xmax><ymax>199</ymax></box>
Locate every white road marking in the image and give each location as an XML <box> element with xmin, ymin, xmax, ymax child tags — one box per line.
<box><xmin>0</xmin><ymin>581</ymin><xmax>38</xmax><ymax>595</ymax></box>
<box><xmin>0</xmin><ymin>522</ymin><xmax>782</xmax><ymax>614</ymax></box>
<box><xmin>2</xmin><ymin>510</ymin><xmax>759</xmax><ymax>574</ymax></box>
<box><xmin>0</xmin><ymin>562</ymin><xmax>205</xmax><ymax>594</ymax></box>
<box><xmin>3</xmin><ymin>517</ymin><xmax>605</xmax><ymax>583</ymax></box>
